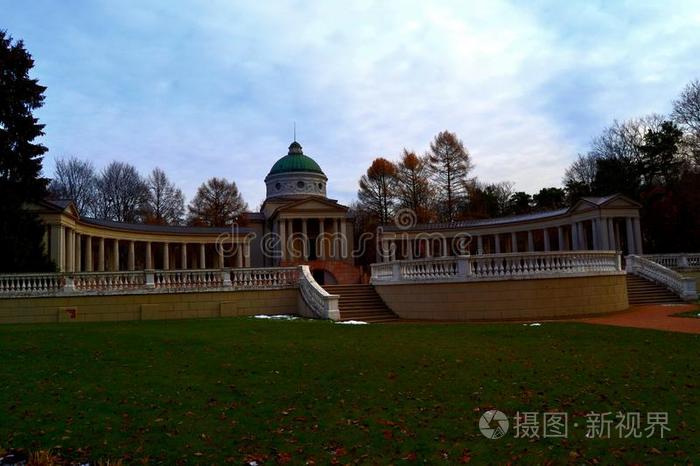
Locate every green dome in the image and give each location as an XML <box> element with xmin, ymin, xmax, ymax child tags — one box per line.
<box><xmin>268</xmin><ymin>141</ymin><xmax>324</xmax><ymax>175</ymax></box>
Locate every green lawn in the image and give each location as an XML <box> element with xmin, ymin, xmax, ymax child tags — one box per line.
<box><xmin>1</xmin><ymin>318</ymin><xmax>698</xmax><ymax>464</ymax></box>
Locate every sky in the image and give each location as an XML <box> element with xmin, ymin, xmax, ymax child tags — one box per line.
<box><xmin>3</xmin><ymin>0</ymin><xmax>700</xmax><ymax>208</ymax></box>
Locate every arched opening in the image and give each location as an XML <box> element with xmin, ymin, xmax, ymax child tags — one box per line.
<box><xmin>312</xmin><ymin>268</ymin><xmax>337</xmax><ymax>286</ymax></box>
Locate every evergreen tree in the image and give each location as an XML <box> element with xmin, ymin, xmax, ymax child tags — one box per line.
<box><xmin>533</xmin><ymin>187</ymin><xmax>566</xmax><ymax>210</ymax></box>
<box><xmin>0</xmin><ymin>31</ymin><xmax>53</xmax><ymax>272</ymax></box>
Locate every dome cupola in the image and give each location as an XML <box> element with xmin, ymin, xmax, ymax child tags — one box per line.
<box><xmin>268</xmin><ymin>141</ymin><xmax>324</xmax><ymax>176</ymax></box>
<box><xmin>265</xmin><ymin>141</ymin><xmax>328</xmax><ymax>199</ymax></box>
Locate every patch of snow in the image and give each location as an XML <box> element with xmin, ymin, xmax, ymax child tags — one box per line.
<box><xmin>528</xmin><ymin>323</ymin><xmax>542</xmax><ymax>326</ymax></box>
<box><xmin>252</xmin><ymin>314</ymin><xmax>298</xmax><ymax>320</ymax></box>
<box><xmin>336</xmin><ymin>320</ymin><xmax>368</xmax><ymax>325</ymax></box>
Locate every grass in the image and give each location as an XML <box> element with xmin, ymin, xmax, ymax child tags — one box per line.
<box><xmin>0</xmin><ymin>317</ymin><xmax>699</xmax><ymax>464</ymax></box>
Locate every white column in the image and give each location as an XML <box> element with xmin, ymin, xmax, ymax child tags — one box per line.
<box><xmin>407</xmin><ymin>238</ymin><xmax>414</xmax><ymax>259</ymax></box>
<box><xmin>607</xmin><ymin>219</ymin><xmax>616</xmax><ymax>250</ymax></box>
<box><xmin>625</xmin><ymin>217</ymin><xmax>635</xmax><ymax>254</ymax></box>
<box><xmin>340</xmin><ymin>218</ymin><xmax>348</xmax><ymax>259</ymax></box>
<box><xmin>243</xmin><ymin>241</ymin><xmax>251</xmax><ymax>267</ymax></box>
<box><xmin>511</xmin><ymin>232</ymin><xmax>518</xmax><ymax>253</ymax></box>
<box><xmin>477</xmin><ymin>235</ymin><xmax>483</xmax><ymax>254</ymax></box>
<box><xmin>633</xmin><ymin>217</ymin><xmax>643</xmax><ymax>254</ymax></box>
<box><xmin>112</xmin><ymin>239</ymin><xmax>119</xmax><ymax>271</ymax></box>
<box><xmin>199</xmin><ymin>244</ymin><xmax>205</xmax><ymax>269</ymax></box>
<box><xmin>85</xmin><ymin>235</ymin><xmax>93</xmax><ymax>272</ymax></box>
<box><xmin>128</xmin><ymin>240</ymin><xmax>135</xmax><ymax>271</ymax></box>
<box><xmin>441</xmin><ymin>237</ymin><xmax>448</xmax><ymax>257</ymax></box>
<box><xmin>390</xmin><ymin>240</ymin><xmax>397</xmax><ymax>261</ymax></box>
<box><xmin>50</xmin><ymin>225</ymin><xmax>65</xmax><ymax>271</ymax></box>
<box><xmin>145</xmin><ymin>242</ymin><xmax>153</xmax><ymax>269</ymax></box>
<box><xmin>75</xmin><ymin>232</ymin><xmax>82</xmax><ymax>272</ymax></box>
<box><xmin>98</xmin><ymin>237</ymin><xmax>105</xmax><ymax>271</ymax></box>
<box><xmin>426</xmin><ymin>238</ymin><xmax>433</xmax><ymax>257</ymax></box>
<box><xmin>527</xmin><ymin>231</ymin><xmax>534</xmax><ymax>252</ymax></box>
<box><xmin>163</xmin><ymin>242</ymin><xmax>170</xmax><ymax>270</ymax></box>
<box><xmin>599</xmin><ymin>218</ymin><xmax>610</xmax><ymax>250</ymax></box>
<box><xmin>301</xmin><ymin>218</ymin><xmax>308</xmax><ymax>260</ymax></box>
<box><xmin>494</xmin><ymin>234</ymin><xmax>501</xmax><ymax>254</ymax></box>
<box><xmin>218</xmin><ymin>243</ymin><xmax>224</xmax><ymax>268</ymax></box>
<box><xmin>591</xmin><ymin>220</ymin><xmax>600</xmax><ymax>250</ymax></box>
<box><xmin>279</xmin><ymin>218</ymin><xmax>287</xmax><ymax>261</ymax></box>
<box><xmin>578</xmin><ymin>222</ymin><xmax>587</xmax><ymax>249</ymax></box>
<box><xmin>65</xmin><ymin>229</ymin><xmax>74</xmax><ymax>272</ymax></box>
<box><xmin>180</xmin><ymin>243</ymin><xmax>187</xmax><ymax>269</ymax></box>
<box><xmin>557</xmin><ymin>227</ymin><xmax>565</xmax><ymax>251</ymax></box>
<box><xmin>543</xmin><ymin>229</ymin><xmax>550</xmax><ymax>252</ymax></box>
<box><xmin>333</xmin><ymin>218</ymin><xmax>340</xmax><ymax>259</ymax></box>
<box><xmin>236</xmin><ymin>243</ymin><xmax>243</xmax><ymax>267</ymax></box>
<box><xmin>318</xmin><ymin>218</ymin><xmax>325</xmax><ymax>259</ymax></box>
<box><xmin>571</xmin><ymin>223</ymin><xmax>579</xmax><ymax>250</ymax></box>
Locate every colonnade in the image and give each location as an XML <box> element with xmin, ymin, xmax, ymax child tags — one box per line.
<box><xmin>47</xmin><ymin>225</ymin><xmax>251</xmax><ymax>272</ymax></box>
<box><xmin>380</xmin><ymin>215</ymin><xmax>643</xmax><ymax>262</ymax></box>
<box><xmin>276</xmin><ymin>216</ymin><xmax>349</xmax><ymax>261</ymax></box>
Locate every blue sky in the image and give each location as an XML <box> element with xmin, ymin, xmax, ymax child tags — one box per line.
<box><xmin>3</xmin><ymin>0</ymin><xmax>699</xmax><ymax>208</ymax></box>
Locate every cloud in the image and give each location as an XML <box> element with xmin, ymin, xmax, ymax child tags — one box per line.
<box><xmin>4</xmin><ymin>0</ymin><xmax>700</xmax><ymax>207</ymax></box>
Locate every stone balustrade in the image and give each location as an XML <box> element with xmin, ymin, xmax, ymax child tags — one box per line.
<box><xmin>152</xmin><ymin>269</ymin><xmax>225</xmax><ymax>290</ymax></box>
<box><xmin>643</xmin><ymin>253</ymin><xmax>700</xmax><ymax>270</ymax></box>
<box><xmin>298</xmin><ymin>265</ymin><xmax>340</xmax><ymax>320</ymax></box>
<box><xmin>72</xmin><ymin>271</ymin><xmax>146</xmax><ymax>291</ymax></box>
<box><xmin>626</xmin><ymin>255</ymin><xmax>698</xmax><ymax>301</ymax></box>
<box><xmin>371</xmin><ymin>251</ymin><xmax>623</xmax><ymax>284</ymax></box>
<box><xmin>0</xmin><ymin>272</ymin><xmax>65</xmax><ymax>294</ymax></box>
<box><xmin>0</xmin><ymin>267</ymin><xmax>301</xmax><ymax>298</ymax></box>
<box><xmin>230</xmin><ymin>267</ymin><xmax>299</xmax><ymax>289</ymax></box>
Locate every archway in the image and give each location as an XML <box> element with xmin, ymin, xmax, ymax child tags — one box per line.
<box><xmin>312</xmin><ymin>268</ymin><xmax>338</xmax><ymax>286</ymax></box>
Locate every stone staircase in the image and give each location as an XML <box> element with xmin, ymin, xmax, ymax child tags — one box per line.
<box><xmin>323</xmin><ymin>284</ymin><xmax>399</xmax><ymax>323</ymax></box>
<box><xmin>626</xmin><ymin>274</ymin><xmax>684</xmax><ymax>304</ymax></box>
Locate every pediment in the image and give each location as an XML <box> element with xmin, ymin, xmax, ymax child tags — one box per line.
<box><xmin>569</xmin><ymin>194</ymin><xmax>640</xmax><ymax>213</ymax></box>
<box><xmin>274</xmin><ymin>197</ymin><xmax>348</xmax><ymax>216</ymax></box>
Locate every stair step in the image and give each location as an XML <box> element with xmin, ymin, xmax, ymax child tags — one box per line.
<box><xmin>323</xmin><ymin>284</ymin><xmax>399</xmax><ymax>322</ymax></box>
<box><xmin>626</xmin><ymin>273</ymin><xmax>684</xmax><ymax>304</ymax></box>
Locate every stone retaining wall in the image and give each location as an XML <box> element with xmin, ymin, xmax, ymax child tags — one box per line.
<box><xmin>375</xmin><ymin>274</ymin><xmax>628</xmax><ymax>320</ymax></box>
<box><xmin>0</xmin><ymin>289</ymin><xmax>298</xmax><ymax>324</ymax></box>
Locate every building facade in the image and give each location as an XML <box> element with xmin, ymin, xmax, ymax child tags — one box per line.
<box><xmin>31</xmin><ymin>141</ymin><xmax>359</xmax><ymax>284</ymax></box>
<box><xmin>377</xmin><ymin>194</ymin><xmax>643</xmax><ymax>261</ymax></box>
<box><xmin>30</xmin><ymin>141</ymin><xmax>643</xmax><ymax>285</ymax></box>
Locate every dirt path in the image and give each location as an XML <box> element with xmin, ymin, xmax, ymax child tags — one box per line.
<box><xmin>578</xmin><ymin>303</ymin><xmax>700</xmax><ymax>334</ymax></box>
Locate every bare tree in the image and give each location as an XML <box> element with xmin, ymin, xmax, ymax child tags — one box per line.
<box><xmin>427</xmin><ymin>131</ymin><xmax>473</xmax><ymax>222</ymax></box>
<box><xmin>672</xmin><ymin>79</ymin><xmax>700</xmax><ymax>166</ymax></box>
<box><xmin>672</xmin><ymin>79</ymin><xmax>700</xmax><ymax>134</ymax></box>
<box><xmin>589</xmin><ymin>115</ymin><xmax>664</xmax><ymax>163</ymax></box>
<box><xmin>563</xmin><ymin>115</ymin><xmax>665</xmax><ymax>200</ymax></box>
<box><xmin>563</xmin><ymin>153</ymin><xmax>597</xmax><ymax>189</ymax></box>
<box><xmin>187</xmin><ymin>177</ymin><xmax>247</xmax><ymax>227</ymax></box>
<box><xmin>94</xmin><ymin>161</ymin><xmax>149</xmax><ymax>222</ymax></box>
<box><xmin>144</xmin><ymin>168</ymin><xmax>185</xmax><ymax>225</ymax></box>
<box><xmin>48</xmin><ymin>156</ymin><xmax>97</xmax><ymax>215</ymax></box>
<box><xmin>357</xmin><ymin>157</ymin><xmax>397</xmax><ymax>224</ymax></box>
